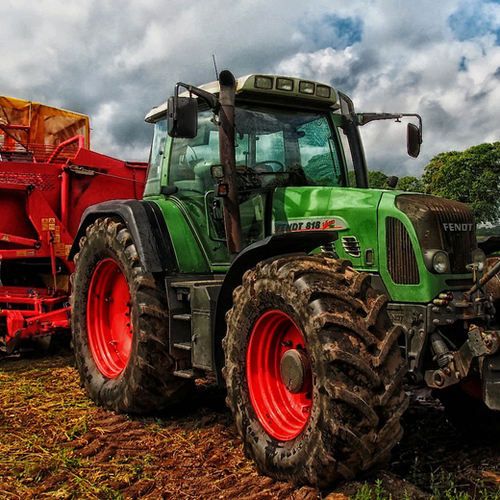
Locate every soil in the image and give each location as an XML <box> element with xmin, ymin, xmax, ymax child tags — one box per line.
<box><xmin>1</xmin><ymin>351</ymin><xmax>500</xmax><ymax>499</ymax></box>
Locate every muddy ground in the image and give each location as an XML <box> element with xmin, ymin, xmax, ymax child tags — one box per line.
<box><xmin>1</xmin><ymin>351</ymin><xmax>500</xmax><ymax>499</ymax></box>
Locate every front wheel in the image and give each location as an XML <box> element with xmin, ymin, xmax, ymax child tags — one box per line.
<box><xmin>223</xmin><ymin>254</ymin><xmax>408</xmax><ymax>486</ymax></box>
<box><xmin>71</xmin><ymin>217</ymin><xmax>189</xmax><ymax>413</ymax></box>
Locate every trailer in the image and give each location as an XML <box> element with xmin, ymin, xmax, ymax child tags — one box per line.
<box><xmin>0</xmin><ymin>96</ymin><xmax>147</xmax><ymax>354</ymax></box>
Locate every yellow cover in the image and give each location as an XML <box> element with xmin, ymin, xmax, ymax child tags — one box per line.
<box><xmin>0</xmin><ymin>96</ymin><xmax>90</xmax><ymax>148</ymax></box>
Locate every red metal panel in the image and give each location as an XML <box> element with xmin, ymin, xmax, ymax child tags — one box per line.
<box><xmin>0</xmin><ymin>133</ymin><xmax>147</xmax><ymax>348</ymax></box>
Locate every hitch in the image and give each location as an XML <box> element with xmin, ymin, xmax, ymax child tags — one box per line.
<box><xmin>425</xmin><ymin>325</ymin><xmax>500</xmax><ymax>389</ymax></box>
<box><xmin>464</xmin><ymin>259</ymin><xmax>500</xmax><ymax>300</ymax></box>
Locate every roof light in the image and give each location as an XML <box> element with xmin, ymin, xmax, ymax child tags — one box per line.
<box><xmin>316</xmin><ymin>85</ymin><xmax>331</xmax><ymax>98</ymax></box>
<box><xmin>254</xmin><ymin>76</ymin><xmax>273</xmax><ymax>90</ymax></box>
<box><xmin>299</xmin><ymin>81</ymin><xmax>315</xmax><ymax>94</ymax></box>
<box><xmin>276</xmin><ymin>78</ymin><xmax>294</xmax><ymax>91</ymax></box>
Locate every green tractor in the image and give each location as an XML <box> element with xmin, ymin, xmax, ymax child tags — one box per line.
<box><xmin>70</xmin><ymin>70</ymin><xmax>500</xmax><ymax>486</ymax></box>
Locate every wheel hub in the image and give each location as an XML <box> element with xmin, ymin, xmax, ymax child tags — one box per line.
<box><xmin>87</xmin><ymin>258</ymin><xmax>132</xmax><ymax>379</ymax></box>
<box><xmin>280</xmin><ymin>349</ymin><xmax>310</xmax><ymax>394</ymax></box>
<box><xmin>246</xmin><ymin>309</ymin><xmax>313</xmax><ymax>441</ymax></box>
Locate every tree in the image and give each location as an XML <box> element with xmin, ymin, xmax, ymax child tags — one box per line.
<box><xmin>366</xmin><ymin>171</ymin><xmax>424</xmax><ymax>192</ymax></box>
<box><xmin>396</xmin><ymin>176</ymin><xmax>424</xmax><ymax>193</ymax></box>
<box><xmin>423</xmin><ymin>142</ymin><xmax>500</xmax><ymax>224</ymax></box>
<box><xmin>368</xmin><ymin>170</ymin><xmax>388</xmax><ymax>188</ymax></box>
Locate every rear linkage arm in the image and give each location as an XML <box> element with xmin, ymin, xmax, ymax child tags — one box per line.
<box><xmin>425</xmin><ymin>260</ymin><xmax>500</xmax><ymax>389</ymax></box>
<box><xmin>425</xmin><ymin>326</ymin><xmax>500</xmax><ymax>389</ymax></box>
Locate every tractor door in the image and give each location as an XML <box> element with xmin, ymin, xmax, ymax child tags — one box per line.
<box><xmin>167</xmin><ymin>111</ymin><xmax>231</xmax><ymax>267</ymax></box>
<box><xmin>167</xmin><ymin>110</ymin><xmax>268</xmax><ymax>267</ymax></box>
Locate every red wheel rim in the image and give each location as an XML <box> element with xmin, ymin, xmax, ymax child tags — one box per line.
<box><xmin>87</xmin><ymin>259</ymin><xmax>132</xmax><ymax>378</ymax></box>
<box><xmin>246</xmin><ymin>310</ymin><xmax>313</xmax><ymax>441</ymax></box>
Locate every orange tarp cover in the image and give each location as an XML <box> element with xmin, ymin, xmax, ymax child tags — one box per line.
<box><xmin>0</xmin><ymin>96</ymin><xmax>90</xmax><ymax>148</ymax></box>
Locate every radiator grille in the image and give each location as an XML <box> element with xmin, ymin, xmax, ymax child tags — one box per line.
<box><xmin>386</xmin><ymin>217</ymin><xmax>420</xmax><ymax>284</ymax></box>
<box><xmin>432</xmin><ymin>205</ymin><xmax>475</xmax><ymax>274</ymax></box>
<box><xmin>395</xmin><ymin>195</ymin><xmax>476</xmax><ymax>274</ymax></box>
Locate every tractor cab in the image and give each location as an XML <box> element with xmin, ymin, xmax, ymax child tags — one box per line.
<box><xmin>144</xmin><ymin>72</ymin><xmax>420</xmax><ymax>270</ymax></box>
<box><xmin>145</xmin><ymin>74</ymin><xmax>352</xmax><ymax>198</ymax></box>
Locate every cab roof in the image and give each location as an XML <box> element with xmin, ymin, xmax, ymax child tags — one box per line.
<box><xmin>145</xmin><ymin>74</ymin><xmax>339</xmax><ymax>122</ymax></box>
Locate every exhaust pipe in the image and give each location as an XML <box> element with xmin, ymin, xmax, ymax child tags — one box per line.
<box><xmin>218</xmin><ymin>70</ymin><xmax>243</xmax><ymax>256</ymax></box>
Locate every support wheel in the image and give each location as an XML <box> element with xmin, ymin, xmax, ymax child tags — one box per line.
<box><xmin>223</xmin><ymin>254</ymin><xmax>408</xmax><ymax>486</ymax></box>
<box><xmin>71</xmin><ymin>217</ymin><xmax>189</xmax><ymax>413</ymax></box>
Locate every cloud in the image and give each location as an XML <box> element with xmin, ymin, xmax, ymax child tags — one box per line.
<box><xmin>299</xmin><ymin>14</ymin><xmax>364</xmax><ymax>51</ymax></box>
<box><xmin>275</xmin><ymin>0</ymin><xmax>500</xmax><ymax>176</ymax></box>
<box><xmin>1</xmin><ymin>0</ymin><xmax>500</xmax><ymax>179</ymax></box>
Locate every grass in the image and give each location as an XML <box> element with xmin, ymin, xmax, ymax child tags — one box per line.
<box><xmin>0</xmin><ymin>354</ymin><xmax>148</xmax><ymax>499</ymax></box>
<box><xmin>350</xmin><ymin>475</ymin><xmax>500</xmax><ymax>500</ymax></box>
<box><xmin>3</xmin><ymin>352</ymin><xmax>500</xmax><ymax>499</ymax></box>
<box><xmin>0</xmin><ymin>353</ymin><xmax>302</xmax><ymax>499</ymax></box>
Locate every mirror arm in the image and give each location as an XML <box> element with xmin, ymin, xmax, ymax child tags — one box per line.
<box><xmin>174</xmin><ymin>82</ymin><xmax>219</xmax><ymax>113</ymax></box>
<box><xmin>358</xmin><ymin>112</ymin><xmax>422</xmax><ymax>143</ymax></box>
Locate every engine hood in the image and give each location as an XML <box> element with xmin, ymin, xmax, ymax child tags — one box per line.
<box><xmin>272</xmin><ymin>186</ymin><xmax>384</xmax><ymax>270</ymax></box>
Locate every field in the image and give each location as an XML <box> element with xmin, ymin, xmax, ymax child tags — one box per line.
<box><xmin>2</xmin><ymin>351</ymin><xmax>500</xmax><ymax>500</ymax></box>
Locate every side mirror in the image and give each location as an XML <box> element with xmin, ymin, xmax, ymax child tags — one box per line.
<box><xmin>407</xmin><ymin>122</ymin><xmax>422</xmax><ymax>158</ymax></box>
<box><xmin>168</xmin><ymin>96</ymin><xmax>198</xmax><ymax>138</ymax></box>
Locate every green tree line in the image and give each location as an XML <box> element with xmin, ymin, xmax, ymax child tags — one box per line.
<box><xmin>368</xmin><ymin>142</ymin><xmax>500</xmax><ymax>226</ymax></box>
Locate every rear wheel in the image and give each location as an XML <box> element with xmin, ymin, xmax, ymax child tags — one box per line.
<box><xmin>71</xmin><ymin>217</ymin><xmax>188</xmax><ymax>413</ymax></box>
<box><xmin>224</xmin><ymin>254</ymin><xmax>408</xmax><ymax>486</ymax></box>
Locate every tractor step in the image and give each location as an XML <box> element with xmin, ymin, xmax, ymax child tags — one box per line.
<box><xmin>174</xmin><ymin>368</ymin><xmax>197</xmax><ymax>379</ymax></box>
<box><xmin>173</xmin><ymin>313</ymin><xmax>192</xmax><ymax>322</ymax></box>
<box><xmin>173</xmin><ymin>342</ymin><xmax>192</xmax><ymax>351</ymax></box>
<box><xmin>170</xmin><ymin>280</ymin><xmax>223</xmax><ymax>289</ymax></box>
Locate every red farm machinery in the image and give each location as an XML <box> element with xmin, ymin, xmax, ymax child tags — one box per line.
<box><xmin>0</xmin><ymin>96</ymin><xmax>147</xmax><ymax>354</ymax></box>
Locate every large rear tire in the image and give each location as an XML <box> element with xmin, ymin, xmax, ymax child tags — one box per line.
<box><xmin>71</xmin><ymin>217</ymin><xmax>188</xmax><ymax>414</ymax></box>
<box><xmin>223</xmin><ymin>254</ymin><xmax>408</xmax><ymax>487</ymax></box>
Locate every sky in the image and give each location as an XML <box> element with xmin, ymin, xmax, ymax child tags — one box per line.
<box><xmin>2</xmin><ymin>0</ymin><xmax>500</xmax><ymax>178</ymax></box>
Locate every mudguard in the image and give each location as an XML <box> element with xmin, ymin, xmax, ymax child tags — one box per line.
<box><xmin>68</xmin><ymin>199</ymin><xmax>178</xmax><ymax>274</ymax></box>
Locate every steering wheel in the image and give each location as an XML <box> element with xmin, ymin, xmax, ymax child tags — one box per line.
<box><xmin>252</xmin><ymin>160</ymin><xmax>285</xmax><ymax>173</ymax></box>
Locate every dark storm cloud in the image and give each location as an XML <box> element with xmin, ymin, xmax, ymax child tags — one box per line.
<box><xmin>419</xmin><ymin>98</ymin><xmax>455</xmax><ymax>135</ymax></box>
<box><xmin>2</xmin><ymin>0</ymin><xmax>500</xmax><ymax>170</ymax></box>
<box><xmin>2</xmin><ymin>0</ymin><xmax>340</xmax><ymax>158</ymax></box>
<box><xmin>301</xmin><ymin>14</ymin><xmax>364</xmax><ymax>52</ymax></box>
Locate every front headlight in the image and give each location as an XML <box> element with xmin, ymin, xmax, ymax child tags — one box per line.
<box><xmin>432</xmin><ymin>251</ymin><xmax>450</xmax><ymax>274</ymax></box>
<box><xmin>471</xmin><ymin>249</ymin><xmax>486</xmax><ymax>271</ymax></box>
<box><xmin>423</xmin><ymin>249</ymin><xmax>451</xmax><ymax>274</ymax></box>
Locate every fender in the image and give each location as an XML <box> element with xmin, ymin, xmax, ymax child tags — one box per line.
<box><xmin>212</xmin><ymin>230</ymin><xmax>339</xmax><ymax>381</ymax></box>
<box><xmin>68</xmin><ymin>199</ymin><xmax>178</xmax><ymax>274</ymax></box>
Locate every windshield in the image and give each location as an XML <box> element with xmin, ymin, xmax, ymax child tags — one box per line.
<box><xmin>169</xmin><ymin>105</ymin><xmax>346</xmax><ymax>192</ymax></box>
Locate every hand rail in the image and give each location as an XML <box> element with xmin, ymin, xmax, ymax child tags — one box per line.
<box><xmin>47</xmin><ymin>135</ymin><xmax>85</xmax><ymax>163</ymax></box>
